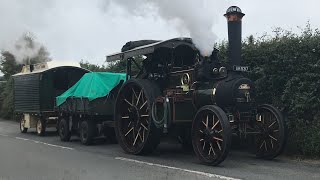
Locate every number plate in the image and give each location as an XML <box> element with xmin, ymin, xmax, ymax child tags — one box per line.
<box><xmin>233</xmin><ymin>66</ymin><xmax>250</xmax><ymax>72</ymax></box>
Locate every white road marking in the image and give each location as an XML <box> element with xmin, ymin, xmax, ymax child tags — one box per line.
<box><xmin>115</xmin><ymin>157</ymin><xmax>241</xmax><ymax>180</ymax></box>
<box><xmin>0</xmin><ymin>133</ymin><xmax>9</xmax><ymax>137</ymax></box>
<box><xmin>15</xmin><ymin>137</ymin><xmax>74</xmax><ymax>150</ymax></box>
<box><xmin>15</xmin><ymin>137</ymin><xmax>30</xmax><ymax>141</ymax></box>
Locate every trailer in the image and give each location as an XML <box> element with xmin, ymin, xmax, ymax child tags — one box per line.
<box><xmin>13</xmin><ymin>61</ymin><xmax>89</xmax><ymax>136</ymax></box>
<box><xmin>56</xmin><ymin>72</ymin><xmax>126</xmax><ymax>145</ymax></box>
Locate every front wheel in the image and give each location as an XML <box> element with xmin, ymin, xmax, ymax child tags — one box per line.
<box><xmin>254</xmin><ymin>104</ymin><xmax>287</xmax><ymax>159</ymax></box>
<box><xmin>20</xmin><ymin>118</ymin><xmax>28</xmax><ymax>133</ymax></box>
<box><xmin>192</xmin><ymin>105</ymin><xmax>231</xmax><ymax>166</ymax></box>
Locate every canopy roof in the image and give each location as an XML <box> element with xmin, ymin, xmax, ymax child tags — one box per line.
<box><xmin>56</xmin><ymin>72</ymin><xmax>126</xmax><ymax>106</ymax></box>
<box><xmin>106</xmin><ymin>37</ymin><xmax>197</xmax><ymax>62</ymax></box>
<box><xmin>13</xmin><ymin>61</ymin><xmax>86</xmax><ymax>76</ymax></box>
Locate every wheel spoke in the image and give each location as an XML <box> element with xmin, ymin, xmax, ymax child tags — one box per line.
<box><xmin>212</xmin><ymin>120</ymin><xmax>219</xmax><ymax>130</ymax></box>
<box><xmin>264</xmin><ymin>140</ymin><xmax>268</xmax><ymax>151</ymax></box>
<box><xmin>202</xmin><ymin>141</ymin><xmax>206</xmax><ymax>150</ymax></box>
<box><xmin>125</xmin><ymin>127</ymin><xmax>133</xmax><ymax>137</ymax></box>
<box><xmin>124</xmin><ymin>99</ymin><xmax>134</xmax><ymax>107</ymax></box>
<box><xmin>138</xmin><ymin>130</ymin><xmax>143</xmax><ymax>142</ymax></box>
<box><xmin>209</xmin><ymin>143</ymin><xmax>216</xmax><ymax>156</ymax></box>
<box><xmin>141</xmin><ymin>123</ymin><xmax>148</xmax><ymax>131</ymax></box>
<box><xmin>269</xmin><ymin>135</ymin><xmax>278</xmax><ymax>141</ymax></box>
<box><xmin>136</xmin><ymin>90</ymin><xmax>142</xmax><ymax>106</ymax></box>
<box><xmin>140</xmin><ymin>114</ymin><xmax>149</xmax><ymax>118</ymax></box>
<box><xmin>208</xmin><ymin>145</ymin><xmax>212</xmax><ymax>155</ymax></box>
<box><xmin>140</xmin><ymin>101</ymin><xmax>148</xmax><ymax>110</ymax></box>
<box><xmin>271</xmin><ymin>139</ymin><xmax>274</xmax><ymax>149</ymax></box>
<box><xmin>122</xmin><ymin>116</ymin><xmax>129</xmax><ymax>119</ymax></box>
<box><xmin>212</xmin><ymin>115</ymin><xmax>215</xmax><ymax>128</ymax></box>
<box><xmin>202</xmin><ymin>121</ymin><xmax>206</xmax><ymax>127</ymax></box>
<box><xmin>131</xmin><ymin>88</ymin><xmax>138</xmax><ymax>99</ymax></box>
<box><xmin>259</xmin><ymin>140</ymin><xmax>266</xmax><ymax>149</ymax></box>
<box><xmin>142</xmin><ymin>129</ymin><xmax>145</xmax><ymax>142</ymax></box>
<box><xmin>268</xmin><ymin>121</ymin><xmax>277</xmax><ymax>128</ymax></box>
<box><xmin>133</xmin><ymin>127</ymin><xmax>142</xmax><ymax>146</ymax></box>
<box><xmin>213</xmin><ymin>137</ymin><xmax>223</xmax><ymax>142</ymax></box>
<box><xmin>216</xmin><ymin>141</ymin><xmax>222</xmax><ymax>150</ymax></box>
<box><xmin>206</xmin><ymin>115</ymin><xmax>209</xmax><ymax>128</ymax></box>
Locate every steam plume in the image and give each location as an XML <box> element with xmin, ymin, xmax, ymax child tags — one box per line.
<box><xmin>108</xmin><ymin>0</ymin><xmax>222</xmax><ymax>56</ymax></box>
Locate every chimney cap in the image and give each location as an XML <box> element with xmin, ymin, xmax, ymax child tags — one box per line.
<box><xmin>225</xmin><ymin>6</ymin><xmax>245</xmax><ymax>17</ymax></box>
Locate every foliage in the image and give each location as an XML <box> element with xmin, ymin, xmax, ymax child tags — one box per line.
<box><xmin>218</xmin><ymin>24</ymin><xmax>320</xmax><ymax>156</ymax></box>
<box><xmin>0</xmin><ymin>51</ymin><xmax>22</xmax><ymax>80</ymax></box>
<box><xmin>80</xmin><ymin>60</ymin><xmax>109</xmax><ymax>72</ymax></box>
<box><xmin>0</xmin><ymin>77</ymin><xmax>14</xmax><ymax>118</ymax></box>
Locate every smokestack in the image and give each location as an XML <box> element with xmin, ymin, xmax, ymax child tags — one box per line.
<box><xmin>224</xmin><ymin>6</ymin><xmax>245</xmax><ymax>67</ymax></box>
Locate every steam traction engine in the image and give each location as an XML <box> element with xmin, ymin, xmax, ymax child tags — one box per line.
<box><xmin>107</xmin><ymin>6</ymin><xmax>287</xmax><ymax>165</ymax></box>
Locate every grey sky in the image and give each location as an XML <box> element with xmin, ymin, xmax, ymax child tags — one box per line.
<box><xmin>0</xmin><ymin>0</ymin><xmax>319</xmax><ymax>72</ymax></box>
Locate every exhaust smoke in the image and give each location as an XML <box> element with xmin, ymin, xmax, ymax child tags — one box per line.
<box><xmin>108</xmin><ymin>0</ymin><xmax>226</xmax><ymax>56</ymax></box>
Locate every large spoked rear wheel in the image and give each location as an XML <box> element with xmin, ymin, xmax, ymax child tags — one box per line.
<box><xmin>255</xmin><ymin>104</ymin><xmax>287</xmax><ymax>159</ymax></box>
<box><xmin>115</xmin><ymin>79</ymin><xmax>161</xmax><ymax>155</ymax></box>
<box><xmin>192</xmin><ymin>105</ymin><xmax>231</xmax><ymax>166</ymax></box>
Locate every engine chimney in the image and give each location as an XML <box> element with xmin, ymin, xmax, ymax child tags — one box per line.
<box><xmin>224</xmin><ymin>6</ymin><xmax>245</xmax><ymax>67</ymax></box>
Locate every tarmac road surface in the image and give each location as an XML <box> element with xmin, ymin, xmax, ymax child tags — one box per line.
<box><xmin>0</xmin><ymin>119</ymin><xmax>319</xmax><ymax>180</ymax></box>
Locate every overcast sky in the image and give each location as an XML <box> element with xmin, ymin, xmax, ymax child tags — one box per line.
<box><xmin>0</xmin><ymin>0</ymin><xmax>319</xmax><ymax>74</ymax></box>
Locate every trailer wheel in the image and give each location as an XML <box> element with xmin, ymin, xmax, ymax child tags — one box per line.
<box><xmin>104</xmin><ymin>127</ymin><xmax>117</xmax><ymax>144</ymax></box>
<box><xmin>192</xmin><ymin>105</ymin><xmax>231</xmax><ymax>166</ymax></box>
<box><xmin>20</xmin><ymin>118</ymin><xmax>28</xmax><ymax>133</ymax></box>
<box><xmin>80</xmin><ymin>120</ymin><xmax>95</xmax><ymax>145</ymax></box>
<box><xmin>115</xmin><ymin>79</ymin><xmax>161</xmax><ymax>155</ymax></box>
<box><xmin>59</xmin><ymin>118</ymin><xmax>71</xmax><ymax>142</ymax></box>
<box><xmin>36</xmin><ymin>118</ymin><xmax>46</xmax><ymax>136</ymax></box>
<box><xmin>254</xmin><ymin>104</ymin><xmax>287</xmax><ymax>159</ymax></box>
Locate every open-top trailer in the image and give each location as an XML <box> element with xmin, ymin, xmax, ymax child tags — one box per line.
<box><xmin>106</xmin><ymin>6</ymin><xmax>287</xmax><ymax>165</ymax></box>
<box><xmin>56</xmin><ymin>72</ymin><xmax>126</xmax><ymax>144</ymax></box>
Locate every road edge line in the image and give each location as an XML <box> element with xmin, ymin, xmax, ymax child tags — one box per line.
<box><xmin>115</xmin><ymin>157</ymin><xmax>241</xmax><ymax>180</ymax></box>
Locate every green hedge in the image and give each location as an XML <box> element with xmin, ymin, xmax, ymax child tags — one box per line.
<box><xmin>218</xmin><ymin>25</ymin><xmax>320</xmax><ymax>156</ymax></box>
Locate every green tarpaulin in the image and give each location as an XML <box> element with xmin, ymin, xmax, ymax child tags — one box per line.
<box><xmin>56</xmin><ymin>72</ymin><xmax>126</xmax><ymax>106</ymax></box>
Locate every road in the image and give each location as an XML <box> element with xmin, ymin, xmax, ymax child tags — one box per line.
<box><xmin>0</xmin><ymin>119</ymin><xmax>319</xmax><ymax>180</ymax></box>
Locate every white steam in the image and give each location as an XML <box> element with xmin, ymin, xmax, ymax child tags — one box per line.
<box><xmin>0</xmin><ymin>0</ymin><xmax>228</xmax><ymax>68</ymax></box>
<box><xmin>109</xmin><ymin>0</ymin><xmax>221</xmax><ymax>56</ymax></box>
<box><xmin>11</xmin><ymin>33</ymin><xmax>44</xmax><ymax>64</ymax></box>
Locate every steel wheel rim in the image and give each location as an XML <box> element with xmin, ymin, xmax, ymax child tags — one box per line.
<box><xmin>194</xmin><ymin>109</ymin><xmax>225</xmax><ymax>162</ymax></box>
<box><xmin>20</xmin><ymin>119</ymin><xmax>25</xmax><ymax>131</ymax></box>
<box><xmin>117</xmin><ymin>83</ymin><xmax>151</xmax><ymax>151</ymax></box>
<box><xmin>256</xmin><ymin>108</ymin><xmax>282</xmax><ymax>156</ymax></box>
<box><xmin>37</xmin><ymin>120</ymin><xmax>42</xmax><ymax>134</ymax></box>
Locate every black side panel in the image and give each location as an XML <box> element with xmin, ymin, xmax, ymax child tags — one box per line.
<box><xmin>14</xmin><ymin>74</ymin><xmax>40</xmax><ymax>113</ymax></box>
